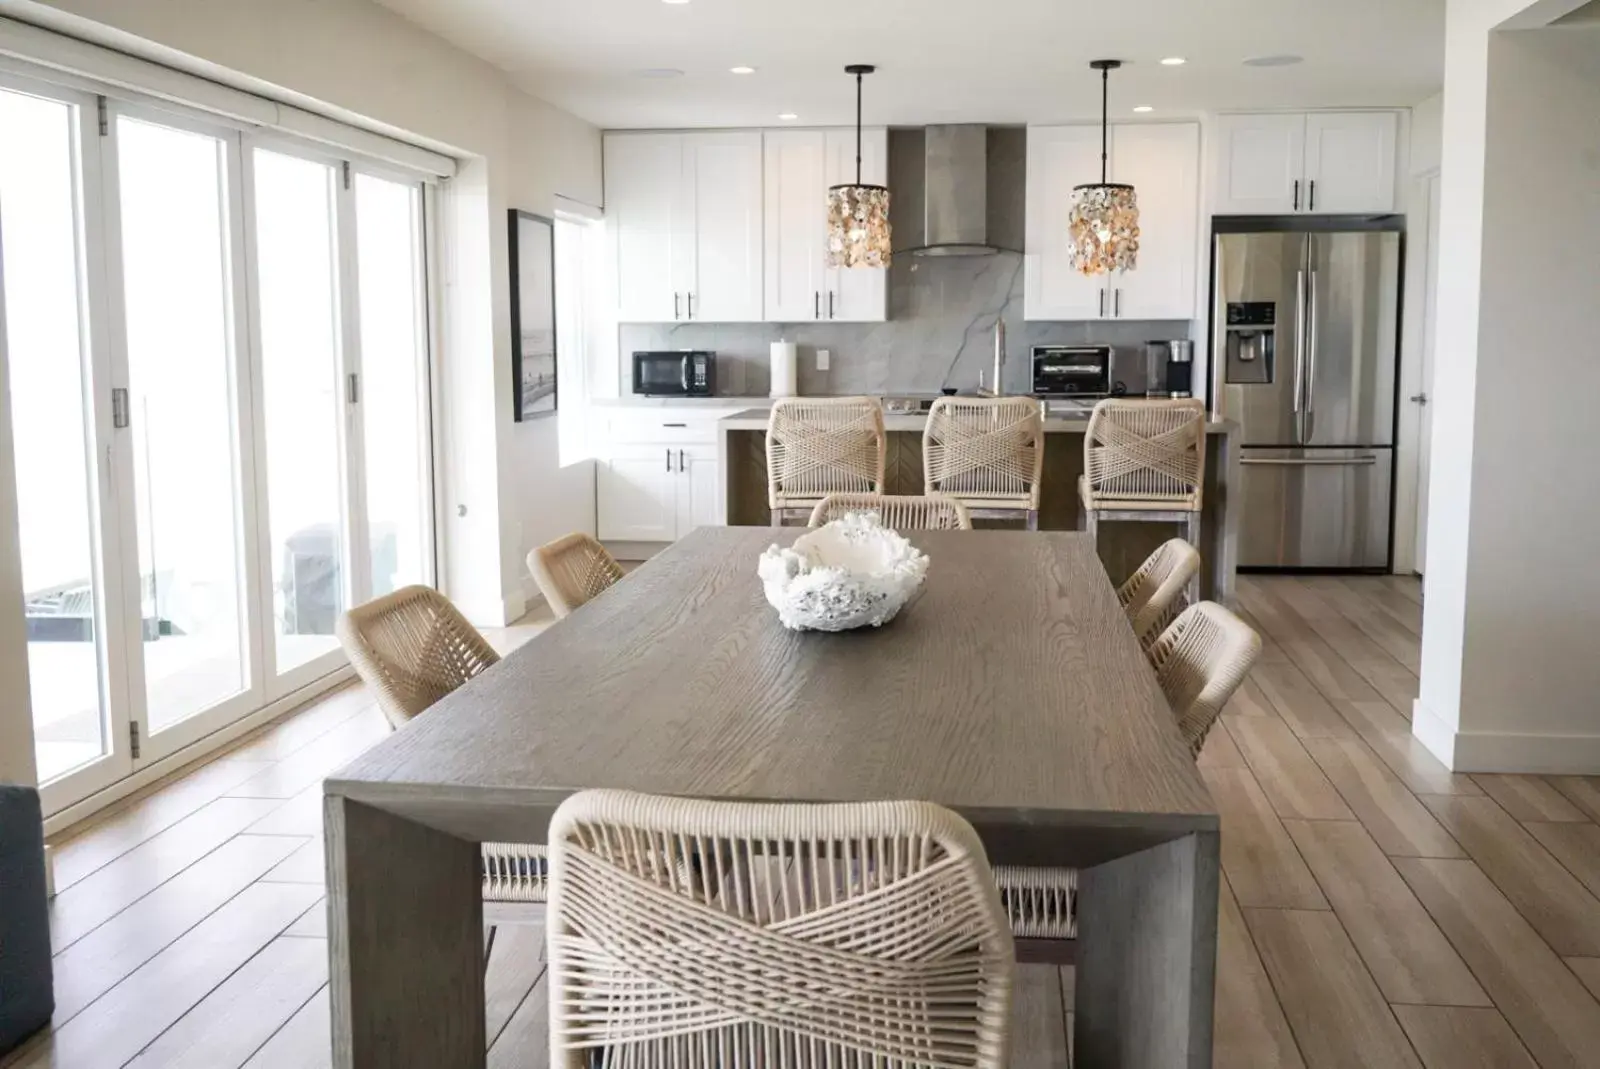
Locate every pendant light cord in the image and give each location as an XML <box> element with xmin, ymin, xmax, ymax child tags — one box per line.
<box><xmin>1099</xmin><ymin>64</ymin><xmax>1109</xmax><ymax>185</ymax></box>
<box><xmin>855</xmin><ymin>70</ymin><xmax>864</xmax><ymax>185</ymax></box>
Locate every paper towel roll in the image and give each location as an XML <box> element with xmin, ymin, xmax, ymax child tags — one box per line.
<box><xmin>770</xmin><ymin>341</ymin><xmax>799</xmax><ymax>398</ymax></box>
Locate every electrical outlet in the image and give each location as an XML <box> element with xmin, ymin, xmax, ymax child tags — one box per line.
<box><xmin>816</xmin><ymin>348</ymin><xmax>831</xmax><ymax>371</ymax></box>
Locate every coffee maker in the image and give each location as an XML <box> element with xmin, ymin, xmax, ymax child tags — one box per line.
<box><xmin>1143</xmin><ymin>339</ymin><xmax>1196</xmax><ymax>398</ymax></box>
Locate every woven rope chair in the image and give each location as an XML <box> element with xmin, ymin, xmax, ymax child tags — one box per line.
<box><xmin>547</xmin><ymin>789</ymin><xmax>1015</xmax><ymax>1069</ymax></box>
<box><xmin>809</xmin><ymin>492</ymin><xmax>973</xmax><ymax>531</ymax></box>
<box><xmin>529</xmin><ymin>532</ymin><xmax>624</xmax><ymax>619</ymax></box>
<box><xmin>336</xmin><ymin>586</ymin><xmax>547</xmax><ymax>909</ymax></box>
<box><xmin>923</xmin><ymin>397</ymin><xmax>1045</xmax><ymax>529</ymax></box>
<box><xmin>1081</xmin><ymin>399</ymin><xmax>1206</xmax><ymax>599</ymax></box>
<box><xmin>1149</xmin><ymin>601</ymin><xmax>1263</xmax><ymax>758</ymax></box>
<box><xmin>767</xmin><ymin>397</ymin><xmax>887</xmax><ymax>525</ymax></box>
<box><xmin>1119</xmin><ymin>538</ymin><xmax>1203</xmax><ymax>649</ymax></box>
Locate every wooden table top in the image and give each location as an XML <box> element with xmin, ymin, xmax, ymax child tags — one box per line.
<box><xmin>329</xmin><ymin>528</ymin><xmax>1217</xmax><ymax>852</ymax></box>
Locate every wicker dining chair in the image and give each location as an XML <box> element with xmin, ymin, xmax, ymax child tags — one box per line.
<box><xmin>809</xmin><ymin>492</ymin><xmax>973</xmax><ymax>530</ymax></box>
<box><xmin>766</xmin><ymin>397</ymin><xmax>887</xmax><ymax>525</ymax></box>
<box><xmin>546</xmin><ymin>789</ymin><xmax>1015</xmax><ymax>1069</ymax></box>
<box><xmin>1119</xmin><ymin>538</ymin><xmax>1203</xmax><ymax>649</ymax></box>
<box><xmin>336</xmin><ymin>586</ymin><xmax>547</xmax><ymax>910</ymax></box>
<box><xmin>528</xmin><ymin>532</ymin><xmax>625</xmax><ymax>619</ymax></box>
<box><xmin>1149</xmin><ymin>601</ymin><xmax>1264</xmax><ymax>758</ymax></box>
<box><xmin>923</xmin><ymin>396</ymin><xmax>1045</xmax><ymax>528</ymax></box>
<box><xmin>1081</xmin><ymin>398</ymin><xmax>1207</xmax><ymax>601</ymax></box>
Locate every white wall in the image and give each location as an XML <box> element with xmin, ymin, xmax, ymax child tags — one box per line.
<box><xmin>1410</xmin><ymin>92</ymin><xmax>1444</xmax><ymax>175</ymax></box>
<box><xmin>4</xmin><ymin>0</ymin><xmax>602</xmax><ymax>624</ymax></box>
<box><xmin>0</xmin><ymin>247</ymin><xmax>38</xmax><ymax>786</ymax></box>
<box><xmin>1417</xmin><ymin>0</ymin><xmax>1600</xmax><ymax>771</ymax></box>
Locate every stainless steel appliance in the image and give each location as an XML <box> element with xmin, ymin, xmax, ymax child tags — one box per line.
<box><xmin>1211</xmin><ymin>221</ymin><xmax>1402</xmax><ymax>570</ymax></box>
<box><xmin>1166</xmin><ymin>339</ymin><xmax>1194</xmax><ymax>398</ymax></box>
<box><xmin>633</xmin><ymin>351</ymin><xmax>715</xmax><ymax>397</ymax></box>
<box><xmin>1032</xmin><ymin>344</ymin><xmax>1111</xmax><ymax>398</ymax></box>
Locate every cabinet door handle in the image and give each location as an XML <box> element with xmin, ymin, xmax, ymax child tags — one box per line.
<box><xmin>1114</xmin><ymin>289</ymin><xmax>1122</xmax><ymax>317</ymax></box>
<box><xmin>828</xmin><ymin>291</ymin><xmax>836</xmax><ymax>319</ymax></box>
<box><xmin>678</xmin><ymin>449</ymin><xmax>685</xmax><ymax>472</ymax></box>
<box><xmin>687</xmin><ymin>292</ymin><xmax>696</xmax><ymax>319</ymax></box>
<box><xmin>673</xmin><ymin>292</ymin><xmax>681</xmax><ymax>320</ymax></box>
<box><xmin>663</xmin><ymin>422</ymin><xmax>688</xmax><ymax>428</ymax></box>
<box><xmin>666</xmin><ymin>448</ymin><xmax>672</xmax><ymax>472</ymax></box>
<box><xmin>814</xmin><ymin>291</ymin><xmax>821</xmax><ymax>319</ymax></box>
<box><xmin>1308</xmin><ymin>180</ymin><xmax>1317</xmax><ymax>212</ymax></box>
<box><xmin>1293</xmin><ymin>180</ymin><xmax>1301</xmax><ymax>212</ymax></box>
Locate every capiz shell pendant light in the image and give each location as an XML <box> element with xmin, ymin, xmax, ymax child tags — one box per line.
<box><xmin>827</xmin><ymin>64</ymin><xmax>891</xmax><ymax>269</ymax></box>
<box><xmin>1069</xmin><ymin>59</ymin><xmax>1139</xmax><ymax>276</ymax></box>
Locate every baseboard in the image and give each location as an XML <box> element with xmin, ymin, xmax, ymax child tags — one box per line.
<box><xmin>1413</xmin><ymin>698</ymin><xmax>1600</xmax><ymax>773</ymax></box>
<box><xmin>41</xmin><ymin>666</ymin><xmax>355</xmax><ymax>838</ymax></box>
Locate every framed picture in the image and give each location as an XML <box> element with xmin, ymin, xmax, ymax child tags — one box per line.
<box><xmin>508</xmin><ymin>210</ymin><xmax>557</xmax><ymax>421</ymax></box>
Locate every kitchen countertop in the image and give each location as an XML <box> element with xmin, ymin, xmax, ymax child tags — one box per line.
<box><xmin>717</xmin><ymin>407</ymin><xmax>1238</xmax><ymax>434</ymax></box>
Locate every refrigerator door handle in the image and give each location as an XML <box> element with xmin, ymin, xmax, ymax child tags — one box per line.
<box><xmin>1241</xmin><ymin>455</ymin><xmax>1379</xmax><ymax>467</ymax></box>
<box><xmin>1306</xmin><ymin>268</ymin><xmax>1320</xmax><ymax>443</ymax></box>
<box><xmin>1292</xmin><ymin>268</ymin><xmax>1308</xmax><ymax>427</ymax></box>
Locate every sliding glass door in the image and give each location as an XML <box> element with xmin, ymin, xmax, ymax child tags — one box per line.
<box><xmin>0</xmin><ymin>74</ymin><xmax>436</xmax><ymax>813</ymax></box>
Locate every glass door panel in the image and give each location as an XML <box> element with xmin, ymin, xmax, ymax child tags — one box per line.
<box><xmin>0</xmin><ymin>87</ymin><xmax>118</xmax><ymax>786</ymax></box>
<box><xmin>353</xmin><ymin>173</ymin><xmax>430</xmax><ymax>595</ymax></box>
<box><xmin>115</xmin><ymin>116</ymin><xmax>249</xmax><ymax>734</ymax></box>
<box><xmin>250</xmin><ymin>147</ymin><xmax>347</xmax><ymax>675</ymax></box>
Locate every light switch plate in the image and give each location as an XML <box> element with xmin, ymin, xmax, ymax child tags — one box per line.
<box><xmin>816</xmin><ymin>348</ymin><xmax>831</xmax><ymax>371</ymax></box>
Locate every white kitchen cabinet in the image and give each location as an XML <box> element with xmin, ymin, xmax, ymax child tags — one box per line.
<box><xmin>597</xmin><ymin>448</ymin><xmax>679</xmax><ymax>542</ymax></box>
<box><xmin>606</xmin><ymin>133</ymin><xmax>686</xmax><ymax>323</ymax></box>
<box><xmin>1110</xmin><ymin>123</ymin><xmax>1200</xmax><ymax>320</ymax></box>
<box><xmin>676</xmin><ymin>446</ymin><xmax>725</xmax><ymax>535</ymax></box>
<box><xmin>1302</xmin><ymin>112</ymin><xmax>1398</xmax><ymax>214</ymax></box>
<box><xmin>1026</xmin><ymin>122</ymin><xmax>1200</xmax><ymax>321</ymax></box>
<box><xmin>1025</xmin><ymin>125</ymin><xmax>1109</xmax><ymax>320</ymax></box>
<box><xmin>1212</xmin><ymin>112</ymin><xmax>1397</xmax><ymax>215</ymax></box>
<box><xmin>605</xmin><ymin>131</ymin><xmax>764</xmax><ymax>323</ymax></box>
<box><xmin>763</xmin><ymin>127</ymin><xmax>887</xmax><ymax>323</ymax></box>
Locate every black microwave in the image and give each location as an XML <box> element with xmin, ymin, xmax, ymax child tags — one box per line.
<box><xmin>633</xmin><ymin>351</ymin><xmax>715</xmax><ymax>397</ymax></box>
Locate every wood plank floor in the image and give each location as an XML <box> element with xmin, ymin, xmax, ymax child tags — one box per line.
<box><xmin>7</xmin><ymin>575</ymin><xmax>1600</xmax><ymax>1068</ymax></box>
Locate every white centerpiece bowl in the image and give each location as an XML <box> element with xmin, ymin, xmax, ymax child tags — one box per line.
<box><xmin>758</xmin><ymin>512</ymin><xmax>930</xmax><ymax>632</ymax></box>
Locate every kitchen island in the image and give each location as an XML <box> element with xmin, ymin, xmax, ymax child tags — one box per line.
<box><xmin>718</xmin><ymin>406</ymin><xmax>1241</xmax><ymax>603</ymax></box>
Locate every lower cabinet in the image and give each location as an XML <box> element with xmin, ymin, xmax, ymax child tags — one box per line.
<box><xmin>598</xmin><ymin>444</ymin><xmax>722</xmax><ymax>542</ymax></box>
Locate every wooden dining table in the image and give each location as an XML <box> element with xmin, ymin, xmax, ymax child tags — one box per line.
<box><xmin>323</xmin><ymin>526</ymin><xmax>1220</xmax><ymax>1069</ymax></box>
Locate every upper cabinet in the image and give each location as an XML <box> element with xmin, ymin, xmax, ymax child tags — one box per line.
<box><xmin>1025</xmin><ymin>122</ymin><xmax>1201</xmax><ymax>321</ymax></box>
<box><xmin>605</xmin><ymin>130</ymin><xmax>764</xmax><ymax>323</ymax></box>
<box><xmin>763</xmin><ymin>127</ymin><xmax>888</xmax><ymax>323</ymax></box>
<box><xmin>1212</xmin><ymin>112</ymin><xmax>1398</xmax><ymax>216</ymax></box>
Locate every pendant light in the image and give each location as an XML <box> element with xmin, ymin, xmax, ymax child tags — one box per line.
<box><xmin>1068</xmin><ymin>59</ymin><xmax>1139</xmax><ymax>275</ymax></box>
<box><xmin>827</xmin><ymin>64</ymin><xmax>892</xmax><ymax>269</ymax></box>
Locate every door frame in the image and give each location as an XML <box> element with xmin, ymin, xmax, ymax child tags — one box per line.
<box><xmin>1392</xmin><ymin>167</ymin><xmax>1440</xmax><ymax>576</ymax></box>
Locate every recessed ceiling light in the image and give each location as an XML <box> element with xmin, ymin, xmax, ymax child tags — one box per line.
<box><xmin>1133</xmin><ymin>105</ymin><xmax>1154</xmax><ymax>113</ymax></box>
<box><xmin>778</xmin><ymin>112</ymin><xmax>799</xmax><ymax>120</ymax></box>
<box><xmin>635</xmin><ymin>68</ymin><xmax>685</xmax><ymax>79</ymax></box>
<box><xmin>1243</xmin><ymin>54</ymin><xmax>1304</xmax><ymax>67</ymax></box>
<box><xmin>1160</xmin><ymin>57</ymin><xmax>1187</xmax><ymax>66</ymax></box>
<box><xmin>730</xmin><ymin>65</ymin><xmax>756</xmax><ymax>74</ymax></box>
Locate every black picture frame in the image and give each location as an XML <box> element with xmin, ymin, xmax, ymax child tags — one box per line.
<box><xmin>508</xmin><ymin>210</ymin><xmax>557</xmax><ymax>421</ymax></box>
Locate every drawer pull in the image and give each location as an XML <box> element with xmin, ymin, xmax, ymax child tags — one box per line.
<box><xmin>663</xmin><ymin>422</ymin><xmax>688</xmax><ymax>428</ymax></box>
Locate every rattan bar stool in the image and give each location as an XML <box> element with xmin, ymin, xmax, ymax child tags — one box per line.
<box><xmin>1149</xmin><ymin>601</ymin><xmax>1263</xmax><ymax>758</ymax></box>
<box><xmin>809</xmin><ymin>492</ymin><xmax>973</xmax><ymax>530</ymax></box>
<box><xmin>923</xmin><ymin>396</ymin><xmax>1045</xmax><ymax>529</ymax></box>
<box><xmin>1119</xmin><ymin>538</ymin><xmax>1203</xmax><ymax>649</ymax></box>
<box><xmin>336</xmin><ymin>586</ymin><xmax>547</xmax><ymax>914</ymax></box>
<box><xmin>546</xmin><ymin>789</ymin><xmax>1015</xmax><ymax>1068</ymax></box>
<box><xmin>528</xmin><ymin>532</ymin><xmax>624</xmax><ymax>619</ymax></box>
<box><xmin>1081</xmin><ymin>398</ymin><xmax>1207</xmax><ymax>601</ymax></box>
<box><xmin>766</xmin><ymin>397</ymin><xmax>887</xmax><ymax>525</ymax></box>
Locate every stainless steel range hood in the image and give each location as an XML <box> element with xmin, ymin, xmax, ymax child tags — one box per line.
<box><xmin>912</xmin><ymin>125</ymin><xmax>1000</xmax><ymax>257</ymax></box>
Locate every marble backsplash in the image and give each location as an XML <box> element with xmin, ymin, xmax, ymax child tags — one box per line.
<box><xmin>618</xmin><ymin>250</ymin><xmax>1190</xmax><ymax>397</ymax></box>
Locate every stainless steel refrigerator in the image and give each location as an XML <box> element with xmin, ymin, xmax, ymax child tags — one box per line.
<box><xmin>1210</xmin><ymin>221</ymin><xmax>1402</xmax><ymax>570</ymax></box>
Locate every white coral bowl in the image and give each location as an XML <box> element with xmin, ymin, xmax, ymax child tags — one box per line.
<box><xmin>757</xmin><ymin>514</ymin><xmax>929</xmax><ymax>632</ymax></box>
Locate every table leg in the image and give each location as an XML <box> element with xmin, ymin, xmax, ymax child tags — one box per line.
<box><xmin>326</xmin><ymin>795</ymin><xmax>485</xmax><ymax>1068</ymax></box>
<box><xmin>1074</xmin><ymin>831</ymin><xmax>1220</xmax><ymax>1069</ymax></box>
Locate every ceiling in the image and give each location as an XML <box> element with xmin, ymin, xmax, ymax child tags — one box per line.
<box><xmin>371</xmin><ymin>0</ymin><xmax>1446</xmax><ymax>129</ymax></box>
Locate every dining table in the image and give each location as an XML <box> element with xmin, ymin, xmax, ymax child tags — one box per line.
<box><xmin>323</xmin><ymin>526</ymin><xmax>1221</xmax><ymax>1069</ymax></box>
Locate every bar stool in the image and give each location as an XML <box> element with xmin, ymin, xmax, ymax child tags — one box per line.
<box><xmin>1080</xmin><ymin>398</ymin><xmax>1207</xmax><ymax>600</ymax></box>
<box><xmin>922</xmin><ymin>396</ymin><xmax>1045</xmax><ymax>529</ymax></box>
<box><xmin>766</xmin><ymin>397</ymin><xmax>886</xmax><ymax>525</ymax></box>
